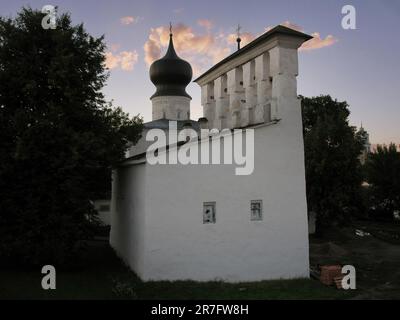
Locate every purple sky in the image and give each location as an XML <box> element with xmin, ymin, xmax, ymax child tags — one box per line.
<box><xmin>1</xmin><ymin>0</ymin><xmax>399</xmax><ymax>144</ymax></box>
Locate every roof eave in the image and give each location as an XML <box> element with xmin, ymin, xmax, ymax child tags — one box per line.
<box><xmin>194</xmin><ymin>25</ymin><xmax>312</xmax><ymax>83</ymax></box>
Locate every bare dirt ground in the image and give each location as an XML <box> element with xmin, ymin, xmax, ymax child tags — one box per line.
<box><xmin>309</xmin><ymin>220</ymin><xmax>400</xmax><ymax>299</ymax></box>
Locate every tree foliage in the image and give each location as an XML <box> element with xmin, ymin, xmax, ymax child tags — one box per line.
<box><xmin>301</xmin><ymin>95</ymin><xmax>364</xmax><ymax>230</ymax></box>
<box><xmin>365</xmin><ymin>144</ymin><xmax>400</xmax><ymax>220</ymax></box>
<box><xmin>0</xmin><ymin>8</ymin><xmax>142</xmax><ymax>266</ymax></box>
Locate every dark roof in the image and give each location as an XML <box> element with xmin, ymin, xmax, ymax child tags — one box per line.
<box><xmin>118</xmin><ymin>119</ymin><xmax>280</xmax><ymax>166</ymax></box>
<box><xmin>194</xmin><ymin>25</ymin><xmax>313</xmax><ymax>83</ymax></box>
<box><xmin>144</xmin><ymin>119</ymin><xmax>200</xmax><ymax>131</ymax></box>
<box><xmin>149</xmin><ymin>34</ymin><xmax>193</xmax><ymax>99</ymax></box>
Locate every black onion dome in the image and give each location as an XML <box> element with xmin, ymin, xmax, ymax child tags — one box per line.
<box><xmin>149</xmin><ymin>33</ymin><xmax>192</xmax><ymax>99</ymax></box>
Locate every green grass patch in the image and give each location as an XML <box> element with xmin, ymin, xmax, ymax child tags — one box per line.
<box><xmin>0</xmin><ymin>240</ymin><xmax>354</xmax><ymax>300</ymax></box>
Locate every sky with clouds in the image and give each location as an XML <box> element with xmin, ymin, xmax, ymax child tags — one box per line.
<box><xmin>1</xmin><ymin>0</ymin><xmax>400</xmax><ymax>144</ymax></box>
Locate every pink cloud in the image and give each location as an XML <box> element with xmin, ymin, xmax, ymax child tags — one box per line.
<box><xmin>266</xmin><ymin>21</ymin><xmax>338</xmax><ymax>51</ymax></box>
<box><xmin>120</xmin><ymin>51</ymin><xmax>139</xmax><ymax>71</ymax></box>
<box><xmin>120</xmin><ymin>16</ymin><xmax>143</xmax><ymax>25</ymax></box>
<box><xmin>197</xmin><ymin>19</ymin><xmax>213</xmax><ymax>30</ymax></box>
<box><xmin>109</xmin><ymin>43</ymin><xmax>121</xmax><ymax>52</ymax></box>
<box><xmin>300</xmin><ymin>32</ymin><xmax>338</xmax><ymax>51</ymax></box>
<box><xmin>143</xmin><ymin>23</ymin><xmax>230</xmax><ymax>76</ymax></box>
<box><xmin>143</xmin><ymin>30</ymin><xmax>162</xmax><ymax>66</ymax></box>
<box><xmin>105</xmin><ymin>50</ymin><xmax>139</xmax><ymax>71</ymax></box>
<box><xmin>105</xmin><ymin>52</ymin><xmax>120</xmax><ymax>69</ymax></box>
<box><xmin>280</xmin><ymin>21</ymin><xmax>304</xmax><ymax>32</ymax></box>
<box><xmin>143</xmin><ymin>21</ymin><xmax>337</xmax><ymax>77</ymax></box>
<box><xmin>226</xmin><ymin>32</ymin><xmax>256</xmax><ymax>47</ymax></box>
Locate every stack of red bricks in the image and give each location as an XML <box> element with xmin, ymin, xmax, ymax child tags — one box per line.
<box><xmin>333</xmin><ymin>276</ymin><xmax>344</xmax><ymax>289</ymax></box>
<box><xmin>320</xmin><ymin>265</ymin><xmax>342</xmax><ymax>287</ymax></box>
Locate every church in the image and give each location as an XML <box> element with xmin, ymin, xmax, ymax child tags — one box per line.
<box><xmin>110</xmin><ymin>25</ymin><xmax>312</xmax><ymax>282</ymax></box>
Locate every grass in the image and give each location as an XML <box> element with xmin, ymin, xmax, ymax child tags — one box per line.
<box><xmin>5</xmin><ymin>221</ymin><xmax>399</xmax><ymax>300</ymax></box>
<box><xmin>125</xmin><ymin>279</ymin><xmax>351</xmax><ymax>300</ymax></box>
<box><xmin>0</xmin><ymin>240</ymin><xmax>352</xmax><ymax>300</ymax></box>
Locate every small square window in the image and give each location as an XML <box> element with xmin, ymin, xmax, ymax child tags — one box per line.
<box><xmin>250</xmin><ymin>200</ymin><xmax>263</xmax><ymax>221</ymax></box>
<box><xmin>203</xmin><ymin>202</ymin><xmax>216</xmax><ymax>224</ymax></box>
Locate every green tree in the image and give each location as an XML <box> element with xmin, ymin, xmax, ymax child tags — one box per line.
<box><xmin>301</xmin><ymin>95</ymin><xmax>364</xmax><ymax>232</ymax></box>
<box><xmin>365</xmin><ymin>144</ymin><xmax>400</xmax><ymax>220</ymax></box>
<box><xmin>0</xmin><ymin>8</ymin><xmax>142</xmax><ymax>266</ymax></box>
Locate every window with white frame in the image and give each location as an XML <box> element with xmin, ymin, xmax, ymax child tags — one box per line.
<box><xmin>250</xmin><ymin>200</ymin><xmax>263</xmax><ymax>221</ymax></box>
<box><xmin>203</xmin><ymin>202</ymin><xmax>216</xmax><ymax>224</ymax></box>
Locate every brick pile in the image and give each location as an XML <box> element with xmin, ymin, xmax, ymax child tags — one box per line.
<box><xmin>319</xmin><ymin>265</ymin><xmax>342</xmax><ymax>286</ymax></box>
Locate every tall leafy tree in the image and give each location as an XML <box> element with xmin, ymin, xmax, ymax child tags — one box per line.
<box><xmin>365</xmin><ymin>144</ymin><xmax>400</xmax><ymax>219</ymax></box>
<box><xmin>301</xmin><ymin>95</ymin><xmax>364</xmax><ymax>232</ymax></box>
<box><xmin>0</xmin><ymin>8</ymin><xmax>142</xmax><ymax>266</ymax></box>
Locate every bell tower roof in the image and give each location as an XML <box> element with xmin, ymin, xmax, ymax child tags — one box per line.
<box><xmin>149</xmin><ymin>26</ymin><xmax>193</xmax><ymax>99</ymax></box>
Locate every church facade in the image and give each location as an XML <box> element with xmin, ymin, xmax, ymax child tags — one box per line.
<box><xmin>110</xmin><ymin>25</ymin><xmax>312</xmax><ymax>282</ymax></box>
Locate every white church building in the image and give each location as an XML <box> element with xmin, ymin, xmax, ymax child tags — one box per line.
<box><xmin>110</xmin><ymin>25</ymin><xmax>312</xmax><ymax>282</ymax></box>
